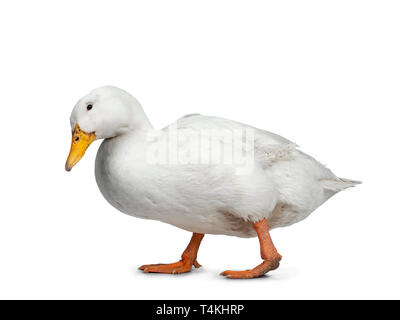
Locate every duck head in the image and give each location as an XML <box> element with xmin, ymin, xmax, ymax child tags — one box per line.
<box><xmin>65</xmin><ymin>86</ymin><xmax>152</xmax><ymax>171</ymax></box>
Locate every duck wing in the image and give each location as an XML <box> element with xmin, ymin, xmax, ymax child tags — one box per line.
<box><xmin>164</xmin><ymin>114</ymin><xmax>297</xmax><ymax>168</ymax></box>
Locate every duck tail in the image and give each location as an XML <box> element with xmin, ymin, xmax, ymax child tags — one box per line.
<box><xmin>322</xmin><ymin>177</ymin><xmax>362</xmax><ymax>192</ymax></box>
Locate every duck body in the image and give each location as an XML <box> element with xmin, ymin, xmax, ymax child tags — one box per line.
<box><xmin>67</xmin><ymin>86</ymin><xmax>359</xmax><ymax>278</ymax></box>
<box><xmin>95</xmin><ymin>114</ymin><xmax>357</xmax><ymax>238</ymax></box>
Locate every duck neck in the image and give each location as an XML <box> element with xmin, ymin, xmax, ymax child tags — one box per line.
<box><xmin>130</xmin><ymin>105</ymin><xmax>153</xmax><ymax>131</ymax></box>
<box><xmin>129</xmin><ymin>96</ymin><xmax>155</xmax><ymax>132</ymax></box>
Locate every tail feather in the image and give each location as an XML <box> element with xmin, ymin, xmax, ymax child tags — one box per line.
<box><xmin>322</xmin><ymin>177</ymin><xmax>362</xmax><ymax>192</ymax></box>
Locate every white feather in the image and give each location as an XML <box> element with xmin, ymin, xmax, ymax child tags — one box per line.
<box><xmin>71</xmin><ymin>86</ymin><xmax>360</xmax><ymax>238</ymax></box>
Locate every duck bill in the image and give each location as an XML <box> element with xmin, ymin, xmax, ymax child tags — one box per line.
<box><xmin>65</xmin><ymin>124</ymin><xmax>96</xmax><ymax>171</ymax></box>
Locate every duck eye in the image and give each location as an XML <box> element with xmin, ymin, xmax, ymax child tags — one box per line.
<box><xmin>87</xmin><ymin>104</ymin><xmax>93</xmax><ymax>111</ymax></box>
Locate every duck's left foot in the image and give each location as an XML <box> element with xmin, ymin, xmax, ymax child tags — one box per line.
<box><xmin>221</xmin><ymin>218</ymin><xmax>282</xmax><ymax>279</ymax></box>
<box><xmin>221</xmin><ymin>256</ymin><xmax>281</xmax><ymax>279</ymax></box>
<box><xmin>138</xmin><ymin>233</ymin><xmax>204</xmax><ymax>275</ymax></box>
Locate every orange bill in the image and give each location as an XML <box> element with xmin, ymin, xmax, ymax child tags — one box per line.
<box><xmin>65</xmin><ymin>124</ymin><xmax>96</xmax><ymax>171</ymax></box>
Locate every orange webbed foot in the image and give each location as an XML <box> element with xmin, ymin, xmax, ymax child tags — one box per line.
<box><xmin>220</xmin><ymin>218</ymin><xmax>282</xmax><ymax>279</ymax></box>
<box><xmin>139</xmin><ymin>233</ymin><xmax>204</xmax><ymax>275</ymax></box>
<box><xmin>221</xmin><ymin>257</ymin><xmax>281</xmax><ymax>279</ymax></box>
<box><xmin>138</xmin><ymin>259</ymin><xmax>201</xmax><ymax>274</ymax></box>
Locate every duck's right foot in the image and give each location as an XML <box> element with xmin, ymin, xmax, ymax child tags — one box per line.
<box><xmin>139</xmin><ymin>258</ymin><xmax>201</xmax><ymax>274</ymax></box>
<box><xmin>138</xmin><ymin>233</ymin><xmax>204</xmax><ymax>275</ymax></box>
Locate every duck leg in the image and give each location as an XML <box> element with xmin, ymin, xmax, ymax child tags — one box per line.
<box><xmin>221</xmin><ymin>218</ymin><xmax>282</xmax><ymax>279</ymax></box>
<box><xmin>139</xmin><ymin>233</ymin><xmax>204</xmax><ymax>274</ymax></box>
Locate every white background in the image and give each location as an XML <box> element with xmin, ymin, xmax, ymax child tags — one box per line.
<box><xmin>0</xmin><ymin>0</ymin><xmax>399</xmax><ymax>299</ymax></box>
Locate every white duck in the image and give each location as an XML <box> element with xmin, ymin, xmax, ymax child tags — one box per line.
<box><xmin>66</xmin><ymin>86</ymin><xmax>360</xmax><ymax>279</ymax></box>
